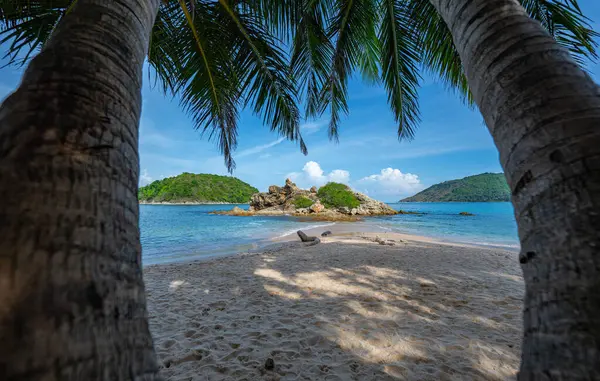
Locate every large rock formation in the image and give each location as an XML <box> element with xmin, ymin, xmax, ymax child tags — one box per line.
<box><xmin>219</xmin><ymin>179</ymin><xmax>398</xmax><ymax>220</ymax></box>
<box><xmin>249</xmin><ymin>178</ymin><xmax>319</xmax><ymax>213</ymax></box>
<box><xmin>352</xmin><ymin>192</ymin><xmax>398</xmax><ymax>215</ymax></box>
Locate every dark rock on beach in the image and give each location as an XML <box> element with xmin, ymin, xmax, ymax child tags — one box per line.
<box><xmin>265</xmin><ymin>358</ymin><xmax>275</xmax><ymax>370</ymax></box>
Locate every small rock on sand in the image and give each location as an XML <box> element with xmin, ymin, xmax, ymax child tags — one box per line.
<box><xmin>373</xmin><ymin>236</ymin><xmax>396</xmax><ymax>246</ymax></box>
<box><xmin>297</xmin><ymin>230</ymin><xmax>321</xmax><ymax>246</ymax></box>
<box><xmin>297</xmin><ymin>230</ymin><xmax>310</xmax><ymax>242</ymax></box>
<box><xmin>265</xmin><ymin>358</ymin><xmax>275</xmax><ymax>370</ymax></box>
<box><xmin>321</xmin><ymin>230</ymin><xmax>332</xmax><ymax>237</ymax></box>
<box><xmin>297</xmin><ymin>230</ymin><xmax>317</xmax><ymax>242</ymax></box>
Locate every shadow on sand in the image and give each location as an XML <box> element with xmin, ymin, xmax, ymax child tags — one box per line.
<box><xmin>145</xmin><ymin>237</ymin><xmax>524</xmax><ymax>380</ymax></box>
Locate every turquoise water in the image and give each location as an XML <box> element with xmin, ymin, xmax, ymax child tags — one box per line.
<box><xmin>140</xmin><ymin>202</ymin><xmax>519</xmax><ymax>265</ymax></box>
<box><xmin>139</xmin><ymin>204</ymin><xmax>336</xmax><ymax>265</ymax></box>
<box><xmin>371</xmin><ymin>202</ymin><xmax>519</xmax><ymax>249</ymax></box>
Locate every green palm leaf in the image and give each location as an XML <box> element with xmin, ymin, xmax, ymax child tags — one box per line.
<box><xmin>379</xmin><ymin>0</ymin><xmax>420</xmax><ymax>139</ymax></box>
<box><xmin>241</xmin><ymin>0</ymin><xmax>303</xmax><ymax>40</ymax></box>
<box><xmin>154</xmin><ymin>0</ymin><xmax>242</xmax><ymax>170</ymax></box>
<box><xmin>523</xmin><ymin>0</ymin><xmax>599</xmax><ymax>65</ymax></box>
<box><xmin>322</xmin><ymin>0</ymin><xmax>377</xmax><ymax>141</ymax></box>
<box><xmin>407</xmin><ymin>0</ymin><xmax>598</xmax><ymax>107</ymax></box>
<box><xmin>217</xmin><ymin>0</ymin><xmax>306</xmax><ymax>156</ymax></box>
<box><xmin>0</xmin><ymin>0</ymin><xmax>72</xmax><ymax>66</ymax></box>
<box><xmin>289</xmin><ymin>0</ymin><xmax>334</xmax><ymax>117</ymax></box>
<box><xmin>0</xmin><ymin>0</ymin><xmax>597</xmax><ymax>151</ymax></box>
<box><xmin>0</xmin><ymin>0</ymin><xmax>308</xmax><ymax>171</ymax></box>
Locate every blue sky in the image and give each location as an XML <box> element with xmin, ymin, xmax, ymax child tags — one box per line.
<box><xmin>0</xmin><ymin>1</ymin><xmax>599</xmax><ymax>202</ymax></box>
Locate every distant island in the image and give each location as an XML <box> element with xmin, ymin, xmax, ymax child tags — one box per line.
<box><xmin>401</xmin><ymin>173</ymin><xmax>510</xmax><ymax>202</ymax></box>
<box><xmin>139</xmin><ymin>173</ymin><xmax>258</xmax><ymax>204</ymax></box>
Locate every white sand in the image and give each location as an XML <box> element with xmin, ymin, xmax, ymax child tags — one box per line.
<box><xmin>145</xmin><ymin>231</ymin><xmax>523</xmax><ymax>380</ymax></box>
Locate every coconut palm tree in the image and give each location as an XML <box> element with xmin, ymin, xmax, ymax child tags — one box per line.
<box><xmin>428</xmin><ymin>1</ymin><xmax>600</xmax><ymax>379</ymax></box>
<box><xmin>0</xmin><ymin>0</ymin><xmax>597</xmax><ymax>379</ymax></box>
<box><xmin>257</xmin><ymin>4</ymin><xmax>600</xmax><ymax>378</ymax></box>
<box><xmin>0</xmin><ymin>0</ymin><xmax>307</xmax><ymax>379</ymax></box>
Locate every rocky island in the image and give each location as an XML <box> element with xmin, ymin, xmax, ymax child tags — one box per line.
<box><xmin>215</xmin><ymin>179</ymin><xmax>398</xmax><ymax>220</ymax></box>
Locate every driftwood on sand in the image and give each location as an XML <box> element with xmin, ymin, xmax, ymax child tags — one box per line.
<box><xmin>297</xmin><ymin>230</ymin><xmax>321</xmax><ymax>246</ymax></box>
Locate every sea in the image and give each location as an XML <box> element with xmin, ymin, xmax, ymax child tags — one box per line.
<box><xmin>140</xmin><ymin>202</ymin><xmax>519</xmax><ymax>265</ymax></box>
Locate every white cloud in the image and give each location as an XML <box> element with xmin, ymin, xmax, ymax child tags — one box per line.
<box><xmin>236</xmin><ymin>137</ymin><xmax>285</xmax><ymax>158</ymax></box>
<box><xmin>300</xmin><ymin>120</ymin><xmax>327</xmax><ymax>135</ymax></box>
<box><xmin>328</xmin><ymin>169</ymin><xmax>350</xmax><ymax>184</ymax></box>
<box><xmin>285</xmin><ymin>163</ymin><xmax>421</xmax><ymax>200</ymax></box>
<box><xmin>140</xmin><ymin>169</ymin><xmax>153</xmax><ymax>186</ymax></box>
<box><xmin>358</xmin><ymin>168</ymin><xmax>423</xmax><ymax>197</ymax></box>
<box><xmin>303</xmin><ymin>161</ymin><xmax>324</xmax><ymax>179</ymax></box>
<box><xmin>287</xmin><ymin>161</ymin><xmax>350</xmax><ymax>188</ymax></box>
<box><xmin>233</xmin><ymin>121</ymin><xmax>325</xmax><ymax>161</ymax></box>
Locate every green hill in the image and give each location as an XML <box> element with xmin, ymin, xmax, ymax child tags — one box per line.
<box><xmin>401</xmin><ymin>173</ymin><xmax>510</xmax><ymax>202</ymax></box>
<box><xmin>139</xmin><ymin>173</ymin><xmax>258</xmax><ymax>203</ymax></box>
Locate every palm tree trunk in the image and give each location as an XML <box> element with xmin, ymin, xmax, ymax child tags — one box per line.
<box><xmin>0</xmin><ymin>0</ymin><xmax>161</xmax><ymax>380</ymax></box>
<box><xmin>429</xmin><ymin>0</ymin><xmax>600</xmax><ymax>379</ymax></box>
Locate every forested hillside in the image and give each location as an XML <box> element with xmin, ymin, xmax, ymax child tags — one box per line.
<box><xmin>401</xmin><ymin>173</ymin><xmax>510</xmax><ymax>202</ymax></box>
<box><xmin>139</xmin><ymin>173</ymin><xmax>258</xmax><ymax>203</ymax></box>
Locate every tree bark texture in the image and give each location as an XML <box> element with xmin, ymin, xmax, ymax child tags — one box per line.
<box><xmin>0</xmin><ymin>0</ymin><xmax>161</xmax><ymax>380</ymax></box>
<box><xmin>429</xmin><ymin>0</ymin><xmax>600</xmax><ymax>379</ymax></box>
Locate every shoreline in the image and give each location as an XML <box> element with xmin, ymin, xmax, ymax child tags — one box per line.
<box><xmin>143</xmin><ymin>223</ymin><xmax>519</xmax><ymax>268</ymax></box>
<box><xmin>271</xmin><ymin>222</ymin><xmax>520</xmax><ymax>252</ymax></box>
<box><xmin>145</xmin><ymin>232</ymin><xmax>523</xmax><ymax>380</ymax></box>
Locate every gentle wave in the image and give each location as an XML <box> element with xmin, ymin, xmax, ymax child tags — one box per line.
<box><xmin>271</xmin><ymin>222</ymin><xmax>337</xmax><ymax>239</ymax></box>
<box><xmin>374</xmin><ymin>220</ymin><xmax>519</xmax><ymax>250</ymax></box>
<box><xmin>469</xmin><ymin>242</ymin><xmax>520</xmax><ymax>249</ymax></box>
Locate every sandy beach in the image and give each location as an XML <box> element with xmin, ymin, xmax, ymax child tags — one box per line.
<box><xmin>144</xmin><ymin>229</ymin><xmax>523</xmax><ymax>380</ymax></box>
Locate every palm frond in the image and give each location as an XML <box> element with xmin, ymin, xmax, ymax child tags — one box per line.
<box><xmin>357</xmin><ymin>31</ymin><xmax>380</xmax><ymax>85</ymax></box>
<box><xmin>148</xmin><ymin>1</ymin><xmax>181</xmax><ymax>95</ymax></box>
<box><xmin>406</xmin><ymin>0</ymin><xmax>473</xmax><ymax>105</ymax></box>
<box><xmin>240</xmin><ymin>0</ymin><xmax>302</xmax><ymax>41</ymax></box>
<box><xmin>406</xmin><ymin>0</ymin><xmax>598</xmax><ymax>107</ymax></box>
<box><xmin>290</xmin><ymin>0</ymin><xmax>334</xmax><ymax>117</ymax></box>
<box><xmin>151</xmin><ymin>0</ymin><xmax>242</xmax><ymax>170</ymax></box>
<box><xmin>379</xmin><ymin>0</ymin><xmax>420</xmax><ymax>140</ymax></box>
<box><xmin>522</xmin><ymin>0</ymin><xmax>599</xmax><ymax>65</ymax></box>
<box><xmin>0</xmin><ymin>0</ymin><xmax>72</xmax><ymax>66</ymax></box>
<box><xmin>217</xmin><ymin>0</ymin><xmax>306</xmax><ymax>155</ymax></box>
<box><xmin>322</xmin><ymin>0</ymin><xmax>377</xmax><ymax>141</ymax></box>
<box><xmin>1</xmin><ymin>0</ymin><xmax>597</xmax><ymax>163</ymax></box>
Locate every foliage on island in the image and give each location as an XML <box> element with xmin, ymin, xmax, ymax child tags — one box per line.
<box><xmin>139</xmin><ymin>173</ymin><xmax>258</xmax><ymax>203</ymax></box>
<box><xmin>317</xmin><ymin>182</ymin><xmax>361</xmax><ymax>209</ymax></box>
<box><xmin>401</xmin><ymin>173</ymin><xmax>510</xmax><ymax>202</ymax></box>
<box><xmin>293</xmin><ymin>196</ymin><xmax>314</xmax><ymax>209</ymax></box>
<box><xmin>235</xmin><ymin>178</ymin><xmax>396</xmax><ymax>220</ymax></box>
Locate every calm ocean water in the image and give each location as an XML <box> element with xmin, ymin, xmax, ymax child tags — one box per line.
<box><xmin>140</xmin><ymin>202</ymin><xmax>519</xmax><ymax>265</ymax></box>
